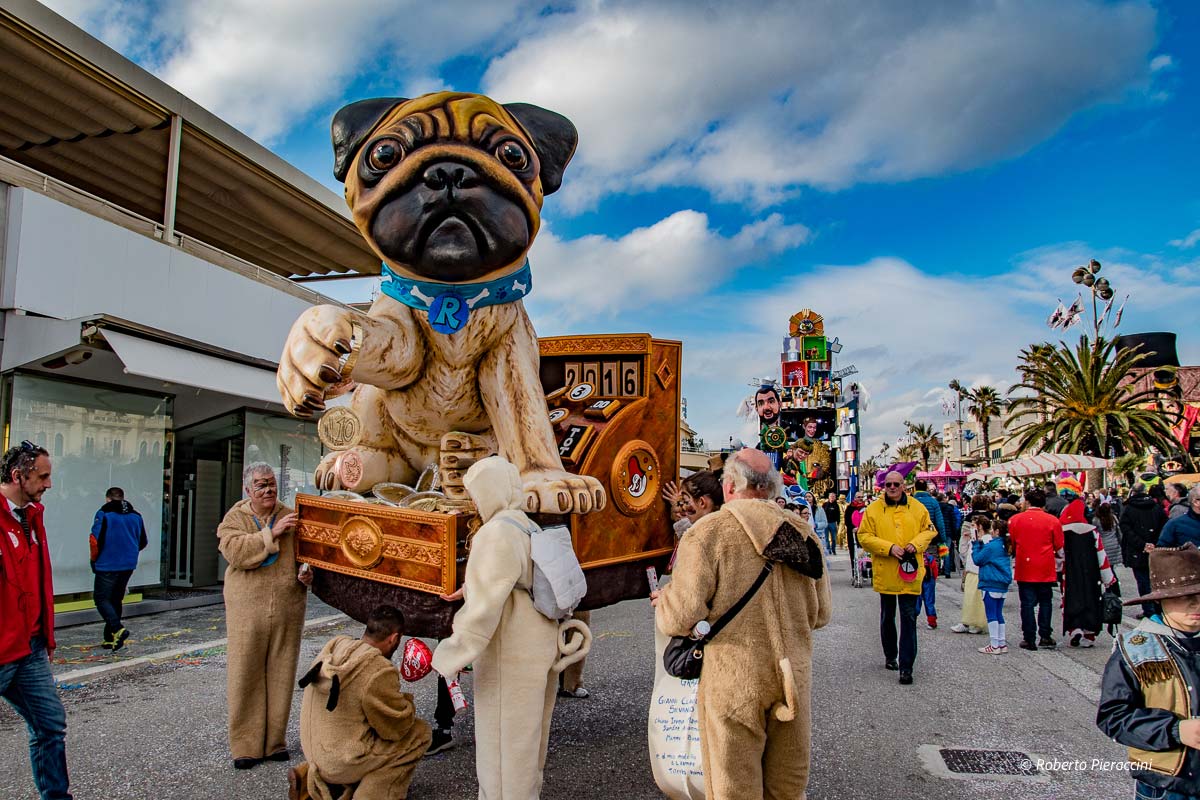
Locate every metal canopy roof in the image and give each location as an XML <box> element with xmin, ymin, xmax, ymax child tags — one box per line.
<box><xmin>0</xmin><ymin>0</ymin><xmax>379</xmax><ymax>280</ymax></box>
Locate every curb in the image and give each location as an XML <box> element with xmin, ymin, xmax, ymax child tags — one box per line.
<box><xmin>54</xmin><ymin>613</ymin><xmax>349</xmax><ymax>688</ymax></box>
<box><xmin>55</xmin><ymin>592</ymin><xmax>225</xmax><ymax>630</ymax></box>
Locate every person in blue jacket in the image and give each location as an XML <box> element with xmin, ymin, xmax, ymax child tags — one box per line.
<box><xmin>90</xmin><ymin>487</ymin><xmax>147</xmax><ymax>650</ymax></box>
<box><xmin>1158</xmin><ymin>485</ymin><xmax>1200</xmax><ymax>549</ymax></box>
<box><xmin>972</xmin><ymin>516</ymin><xmax>1013</xmax><ymax>655</ymax></box>
<box><xmin>913</xmin><ymin>479</ymin><xmax>948</xmax><ymax>628</ymax></box>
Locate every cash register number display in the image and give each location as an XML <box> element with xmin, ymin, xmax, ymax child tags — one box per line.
<box><xmin>539</xmin><ymin>334</ymin><xmax>681</xmax><ymax>571</ymax></box>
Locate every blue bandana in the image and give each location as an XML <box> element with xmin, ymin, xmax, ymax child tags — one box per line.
<box><xmin>379</xmin><ymin>261</ymin><xmax>533</xmax><ymax>335</ymax></box>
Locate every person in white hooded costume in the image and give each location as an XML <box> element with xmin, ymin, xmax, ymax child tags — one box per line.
<box><xmin>432</xmin><ymin>455</ymin><xmax>591</xmax><ymax>799</ymax></box>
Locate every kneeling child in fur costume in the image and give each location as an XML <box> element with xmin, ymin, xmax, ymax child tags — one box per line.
<box><xmin>289</xmin><ymin>605</ymin><xmax>431</xmax><ymax>800</ymax></box>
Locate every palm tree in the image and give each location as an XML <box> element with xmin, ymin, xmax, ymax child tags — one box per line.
<box><xmin>903</xmin><ymin>421</ymin><xmax>943</xmax><ymax>472</ymax></box>
<box><xmin>1016</xmin><ymin>344</ymin><xmax>1056</xmax><ymax>425</ymax></box>
<box><xmin>895</xmin><ymin>440</ymin><xmax>921</xmax><ymax>463</ymax></box>
<box><xmin>1111</xmin><ymin>452</ymin><xmax>1146</xmax><ymax>486</ymax></box>
<box><xmin>1007</xmin><ymin>335</ymin><xmax>1179</xmax><ymax>458</ymax></box>
<box><xmin>966</xmin><ymin>386</ymin><xmax>1004</xmax><ymax>466</ymax></box>
<box><xmin>860</xmin><ymin>456</ymin><xmax>882</xmax><ymax>488</ymax></box>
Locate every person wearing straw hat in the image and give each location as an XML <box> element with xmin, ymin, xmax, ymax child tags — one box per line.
<box><xmin>1097</xmin><ymin>543</ymin><xmax>1200</xmax><ymax>799</ymax></box>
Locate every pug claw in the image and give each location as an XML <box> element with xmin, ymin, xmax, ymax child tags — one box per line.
<box><xmin>523</xmin><ymin>470</ymin><xmax>606</xmax><ymax>516</ymax></box>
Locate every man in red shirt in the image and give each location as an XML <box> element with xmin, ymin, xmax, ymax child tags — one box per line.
<box><xmin>0</xmin><ymin>441</ymin><xmax>72</xmax><ymax>799</ymax></box>
<box><xmin>1008</xmin><ymin>487</ymin><xmax>1064</xmax><ymax>651</ymax></box>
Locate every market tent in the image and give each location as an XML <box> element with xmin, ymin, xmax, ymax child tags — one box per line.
<box><xmin>917</xmin><ymin>457</ymin><xmax>971</xmax><ymax>480</ymax></box>
<box><xmin>967</xmin><ymin>454</ymin><xmax>1110</xmax><ymax>482</ymax></box>
<box><xmin>1166</xmin><ymin>473</ymin><xmax>1200</xmax><ymax>486</ymax></box>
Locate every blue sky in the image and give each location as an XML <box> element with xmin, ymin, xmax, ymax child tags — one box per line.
<box><xmin>47</xmin><ymin>0</ymin><xmax>1200</xmax><ymax>455</ymax></box>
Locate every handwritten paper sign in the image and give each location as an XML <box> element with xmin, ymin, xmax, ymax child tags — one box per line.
<box><xmin>648</xmin><ymin>624</ymin><xmax>706</xmax><ymax>799</ymax></box>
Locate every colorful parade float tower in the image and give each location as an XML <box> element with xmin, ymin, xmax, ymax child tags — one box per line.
<box><xmin>758</xmin><ymin>308</ymin><xmax>864</xmax><ymax>499</ymax></box>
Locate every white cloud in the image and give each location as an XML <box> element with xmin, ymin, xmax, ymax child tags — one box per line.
<box><xmin>1150</xmin><ymin>54</ymin><xmax>1175</xmax><ymax>72</ymax></box>
<box><xmin>525</xmin><ymin>211</ymin><xmax>810</xmax><ymax>325</ymax></box>
<box><xmin>1169</xmin><ymin>228</ymin><xmax>1200</xmax><ymax>249</ymax></box>
<box><xmin>46</xmin><ymin>0</ymin><xmax>1161</xmax><ymax>207</ymax></box>
<box><xmin>485</xmin><ymin>0</ymin><xmax>1159</xmax><ymax>209</ymax></box>
<box><xmin>601</xmin><ymin>246</ymin><xmax>1200</xmax><ymax>460</ymax></box>
<box><xmin>42</xmin><ymin>0</ymin><xmax>536</xmax><ymax>144</ymax></box>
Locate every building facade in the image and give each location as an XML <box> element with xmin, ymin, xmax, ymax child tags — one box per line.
<box><xmin>0</xmin><ymin>0</ymin><xmax>376</xmax><ymax>595</ymax></box>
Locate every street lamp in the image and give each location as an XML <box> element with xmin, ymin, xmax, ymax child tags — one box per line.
<box><xmin>1070</xmin><ymin>259</ymin><xmax>1116</xmax><ymax>344</ymax></box>
<box><xmin>948</xmin><ymin>379</ymin><xmax>966</xmax><ymax>464</ymax></box>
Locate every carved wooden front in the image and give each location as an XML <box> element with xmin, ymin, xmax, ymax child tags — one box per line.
<box><xmin>539</xmin><ymin>334</ymin><xmax>681</xmax><ymax>569</ymax></box>
<box><xmin>295</xmin><ymin>494</ymin><xmax>463</xmax><ymax>595</ymax></box>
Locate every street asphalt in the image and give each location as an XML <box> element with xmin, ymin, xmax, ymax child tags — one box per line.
<box><xmin>0</xmin><ymin>555</ymin><xmax>1137</xmax><ymax>800</ymax></box>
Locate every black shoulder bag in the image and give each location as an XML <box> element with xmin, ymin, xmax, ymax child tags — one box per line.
<box><xmin>663</xmin><ymin>561</ymin><xmax>774</xmax><ymax>680</ymax></box>
<box><xmin>1103</xmin><ymin>576</ymin><xmax>1123</xmax><ymax>634</ymax></box>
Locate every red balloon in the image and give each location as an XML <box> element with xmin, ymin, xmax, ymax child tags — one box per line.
<box><xmin>401</xmin><ymin>638</ymin><xmax>433</xmax><ymax>682</ymax></box>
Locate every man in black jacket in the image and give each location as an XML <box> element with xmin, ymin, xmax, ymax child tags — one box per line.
<box><xmin>1097</xmin><ymin>544</ymin><xmax>1200</xmax><ymax>800</ymax></box>
<box><xmin>1119</xmin><ymin>483</ymin><xmax>1167</xmax><ymax>618</ymax></box>
<box><xmin>821</xmin><ymin>492</ymin><xmax>841</xmax><ymax>556</ymax></box>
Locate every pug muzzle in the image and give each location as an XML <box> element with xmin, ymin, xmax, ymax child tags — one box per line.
<box><xmin>332</xmin><ymin>93</ymin><xmax>578</xmax><ymax>283</ymax></box>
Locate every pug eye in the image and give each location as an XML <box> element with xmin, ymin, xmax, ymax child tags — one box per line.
<box><xmin>495</xmin><ymin>140</ymin><xmax>529</xmax><ymax>171</ymax></box>
<box><xmin>366</xmin><ymin>138</ymin><xmax>404</xmax><ymax>172</ymax></box>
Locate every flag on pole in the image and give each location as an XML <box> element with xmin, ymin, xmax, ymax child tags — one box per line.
<box><xmin>1063</xmin><ymin>294</ymin><xmax>1084</xmax><ymax>329</ymax></box>
<box><xmin>1047</xmin><ymin>300</ymin><xmax>1066</xmax><ymax>329</ymax></box>
<box><xmin>1113</xmin><ymin>294</ymin><xmax>1129</xmax><ymax>328</ymax></box>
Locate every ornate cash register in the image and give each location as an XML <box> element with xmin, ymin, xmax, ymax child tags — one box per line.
<box><xmin>295</xmin><ymin>333</ymin><xmax>681</xmax><ymax>637</ymax></box>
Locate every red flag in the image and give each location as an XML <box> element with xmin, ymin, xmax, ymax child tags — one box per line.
<box><xmin>1174</xmin><ymin>404</ymin><xmax>1200</xmax><ymax>449</ymax></box>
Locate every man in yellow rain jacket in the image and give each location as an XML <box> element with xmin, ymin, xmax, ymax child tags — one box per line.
<box><xmin>855</xmin><ymin>471</ymin><xmax>938</xmax><ymax>686</ymax></box>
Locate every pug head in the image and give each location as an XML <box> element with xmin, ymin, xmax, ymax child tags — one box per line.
<box><xmin>332</xmin><ymin>92</ymin><xmax>577</xmax><ymax>283</ymax></box>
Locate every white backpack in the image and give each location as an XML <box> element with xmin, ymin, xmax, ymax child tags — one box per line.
<box><xmin>499</xmin><ymin>517</ymin><xmax>588</xmax><ymax>621</ymax></box>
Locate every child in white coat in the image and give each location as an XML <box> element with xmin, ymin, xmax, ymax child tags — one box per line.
<box><xmin>432</xmin><ymin>456</ymin><xmax>590</xmax><ymax>799</ymax></box>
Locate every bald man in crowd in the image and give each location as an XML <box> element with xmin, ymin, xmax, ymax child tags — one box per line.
<box><xmin>654</xmin><ymin>448</ymin><xmax>831</xmax><ymax>798</ymax></box>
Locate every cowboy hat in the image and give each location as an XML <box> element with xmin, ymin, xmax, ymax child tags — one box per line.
<box><xmin>1125</xmin><ymin>543</ymin><xmax>1200</xmax><ymax>605</ymax></box>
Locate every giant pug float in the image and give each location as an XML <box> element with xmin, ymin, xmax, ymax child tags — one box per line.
<box><xmin>278</xmin><ymin>92</ymin><xmax>681</xmax><ymax>635</ymax></box>
<box><xmin>279</xmin><ymin>92</ymin><xmax>602</xmax><ymax>513</ymax></box>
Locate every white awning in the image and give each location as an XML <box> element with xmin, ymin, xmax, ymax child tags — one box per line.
<box><xmin>102</xmin><ymin>329</ymin><xmax>281</xmax><ymax>406</ymax></box>
<box><xmin>967</xmin><ymin>454</ymin><xmax>1111</xmax><ymax>482</ymax></box>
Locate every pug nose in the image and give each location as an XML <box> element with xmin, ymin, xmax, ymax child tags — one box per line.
<box><xmin>423</xmin><ymin>163</ymin><xmax>479</xmax><ymax>191</ymax></box>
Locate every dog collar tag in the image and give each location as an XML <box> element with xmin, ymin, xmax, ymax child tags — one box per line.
<box><xmin>428</xmin><ymin>293</ymin><xmax>471</xmax><ymax>334</ymax></box>
<box><xmin>378</xmin><ymin>262</ymin><xmax>534</xmax><ymax>335</ymax></box>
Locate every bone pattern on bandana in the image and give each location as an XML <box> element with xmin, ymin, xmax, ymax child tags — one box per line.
<box><xmin>380</xmin><ymin>262</ymin><xmax>534</xmax><ymax>335</ymax></box>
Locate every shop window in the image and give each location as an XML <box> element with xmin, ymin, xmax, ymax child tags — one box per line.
<box><xmin>7</xmin><ymin>374</ymin><xmax>171</xmax><ymax>594</ymax></box>
<box><xmin>244</xmin><ymin>410</ymin><xmax>322</xmax><ymax>507</ymax></box>
<box><xmin>153</xmin><ymin>441</ymin><xmax>160</xmax><ymax>457</ymax></box>
<box><xmin>139</xmin><ymin>441</ymin><xmax>148</xmax><ymax>458</ymax></box>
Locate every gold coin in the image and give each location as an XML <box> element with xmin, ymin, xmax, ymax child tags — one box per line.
<box><xmin>319</xmin><ymin>406</ymin><xmax>363</xmax><ymax>450</ymax></box>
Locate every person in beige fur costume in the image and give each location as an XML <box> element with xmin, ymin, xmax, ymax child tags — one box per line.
<box><xmin>217</xmin><ymin>462</ymin><xmax>310</xmax><ymax>769</ymax></box>
<box><xmin>654</xmin><ymin>449</ymin><xmax>832</xmax><ymax>800</ymax></box>
<box><xmin>432</xmin><ymin>455</ymin><xmax>591</xmax><ymax>799</ymax></box>
<box><xmin>289</xmin><ymin>605</ymin><xmax>431</xmax><ymax>800</ymax></box>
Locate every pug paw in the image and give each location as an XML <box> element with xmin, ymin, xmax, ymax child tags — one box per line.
<box><xmin>277</xmin><ymin>305</ymin><xmax>358</xmax><ymax>417</ymax></box>
<box><xmin>522</xmin><ymin>469</ymin><xmax>607</xmax><ymax>515</ymax></box>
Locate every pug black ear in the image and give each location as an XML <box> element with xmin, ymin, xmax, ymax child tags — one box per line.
<box><xmin>503</xmin><ymin>103</ymin><xmax>578</xmax><ymax>195</ymax></box>
<box><xmin>331</xmin><ymin>98</ymin><xmax>407</xmax><ymax>182</ymax></box>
